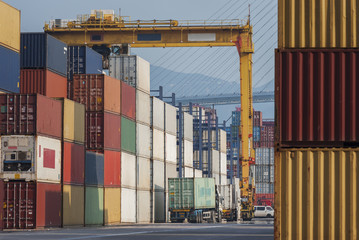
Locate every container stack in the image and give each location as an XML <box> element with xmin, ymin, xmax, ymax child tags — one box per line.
<box><xmin>254</xmin><ymin>148</ymin><xmax>274</xmax><ymax>206</ymax></box>
<box><xmin>0</xmin><ymin>1</ymin><xmax>20</xmax><ymax>93</ymax></box>
<box><xmin>260</xmin><ymin>121</ymin><xmax>274</xmax><ymax>148</ymax></box>
<box><xmin>0</xmin><ymin>94</ymin><xmax>63</xmax><ymax>228</ymax></box>
<box><xmin>275</xmin><ymin>0</ymin><xmax>359</xmax><ymax>239</ymax></box>
<box><xmin>20</xmin><ymin>33</ymin><xmax>67</xmax><ymax>98</ymax></box>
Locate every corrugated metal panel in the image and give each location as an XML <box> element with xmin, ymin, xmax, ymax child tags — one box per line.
<box><xmin>0</xmin><ymin>2</ymin><xmax>20</xmax><ymax>52</ymax></box>
<box><xmin>121</xmin><ymin>116</ymin><xmax>136</xmax><ymax>154</ymax></box>
<box><xmin>62</xmin><ymin>184</ymin><xmax>84</xmax><ymax>226</ymax></box>
<box><xmin>121</xmin><ymin>188</ymin><xmax>136</xmax><ymax>223</ymax></box>
<box><xmin>137</xmin><ymin>190</ymin><xmax>151</xmax><ymax>223</ymax></box>
<box><xmin>85</xmin><ymin>186</ymin><xmax>104</xmax><ymax>226</ymax></box>
<box><xmin>36</xmin><ymin>182</ymin><xmax>61</xmax><ymax>228</ymax></box>
<box><xmin>62</xmin><ymin>142</ymin><xmax>85</xmax><ymax>185</ymax></box>
<box><xmin>104</xmin><ymin>150</ymin><xmax>121</xmax><ymax>187</ymax></box>
<box><xmin>104</xmin><ymin>187</ymin><xmax>121</xmax><ymax>225</ymax></box>
<box><xmin>276</xmin><ymin>49</ymin><xmax>359</xmax><ymax>147</ymax></box>
<box><xmin>120</xmin><ymin>152</ymin><xmax>136</xmax><ymax>189</ymax></box>
<box><xmin>121</xmin><ymin>81</ymin><xmax>136</xmax><ymax>120</ymax></box>
<box><xmin>275</xmin><ymin>148</ymin><xmax>359</xmax><ymax>240</ymax></box>
<box><xmin>278</xmin><ymin>0</ymin><xmax>359</xmax><ymax>48</ymax></box>
<box><xmin>85</xmin><ymin>151</ymin><xmax>104</xmax><ymax>186</ymax></box>
<box><xmin>0</xmin><ymin>45</ymin><xmax>19</xmax><ymax>93</ymax></box>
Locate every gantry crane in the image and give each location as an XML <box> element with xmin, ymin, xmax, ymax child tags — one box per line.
<box><xmin>44</xmin><ymin>10</ymin><xmax>255</xmax><ymax>220</ymax></box>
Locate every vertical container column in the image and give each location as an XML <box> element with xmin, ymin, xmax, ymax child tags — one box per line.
<box><xmin>183</xmin><ymin>112</ymin><xmax>194</xmax><ymax>177</ymax></box>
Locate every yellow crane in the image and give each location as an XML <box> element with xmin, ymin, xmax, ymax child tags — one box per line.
<box><xmin>44</xmin><ymin>10</ymin><xmax>255</xmax><ymax>220</ymax></box>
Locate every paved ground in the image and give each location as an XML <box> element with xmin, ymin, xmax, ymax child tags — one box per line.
<box><xmin>0</xmin><ymin>218</ymin><xmax>274</xmax><ymax>240</ymax></box>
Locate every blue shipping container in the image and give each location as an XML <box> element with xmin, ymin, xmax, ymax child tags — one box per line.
<box><xmin>67</xmin><ymin>46</ymin><xmax>103</xmax><ymax>80</ymax></box>
<box><xmin>0</xmin><ymin>45</ymin><xmax>20</xmax><ymax>93</ymax></box>
<box><xmin>20</xmin><ymin>33</ymin><xmax>67</xmax><ymax>76</ymax></box>
<box><xmin>253</xmin><ymin>126</ymin><xmax>261</xmax><ymax>142</ymax></box>
<box><xmin>85</xmin><ymin>151</ymin><xmax>104</xmax><ymax>186</ymax></box>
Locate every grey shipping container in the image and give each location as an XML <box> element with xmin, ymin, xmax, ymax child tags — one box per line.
<box><xmin>0</xmin><ymin>45</ymin><xmax>19</xmax><ymax>93</ymax></box>
<box><xmin>20</xmin><ymin>33</ymin><xmax>67</xmax><ymax>76</ymax></box>
<box><xmin>168</xmin><ymin>178</ymin><xmax>215</xmax><ymax>210</ymax></box>
<box><xmin>85</xmin><ymin>151</ymin><xmax>104</xmax><ymax>186</ymax></box>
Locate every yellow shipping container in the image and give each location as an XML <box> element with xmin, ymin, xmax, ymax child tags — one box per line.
<box><xmin>275</xmin><ymin>148</ymin><xmax>359</xmax><ymax>240</ymax></box>
<box><xmin>104</xmin><ymin>187</ymin><xmax>121</xmax><ymax>225</ymax></box>
<box><xmin>63</xmin><ymin>184</ymin><xmax>85</xmax><ymax>226</ymax></box>
<box><xmin>0</xmin><ymin>1</ymin><xmax>20</xmax><ymax>52</ymax></box>
<box><xmin>278</xmin><ymin>0</ymin><xmax>359</xmax><ymax>48</ymax></box>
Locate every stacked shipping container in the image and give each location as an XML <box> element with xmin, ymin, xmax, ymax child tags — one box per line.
<box><xmin>275</xmin><ymin>0</ymin><xmax>359</xmax><ymax>239</ymax></box>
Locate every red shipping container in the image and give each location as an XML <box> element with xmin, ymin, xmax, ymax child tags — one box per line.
<box><xmin>36</xmin><ymin>182</ymin><xmax>61</xmax><ymax>228</ymax></box>
<box><xmin>0</xmin><ymin>94</ymin><xmax>62</xmax><ymax>139</ymax></box>
<box><xmin>253</xmin><ymin>111</ymin><xmax>262</xmax><ymax>127</ymax></box>
<box><xmin>121</xmin><ymin>81</ymin><xmax>136</xmax><ymax>120</ymax></box>
<box><xmin>255</xmin><ymin>193</ymin><xmax>274</xmax><ymax>207</ymax></box>
<box><xmin>72</xmin><ymin>74</ymin><xmax>121</xmax><ymax>114</ymax></box>
<box><xmin>20</xmin><ymin>69</ymin><xmax>67</xmax><ymax>98</ymax></box>
<box><xmin>104</xmin><ymin>150</ymin><xmax>121</xmax><ymax>187</ymax></box>
<box><xmin>2</xmin><ymin>181</ymin><xmax>36</xmax><ymax>229</ymax></box>
<box><xmin>86</xmin><ymin>111</ymin><xmax>121</xmax><ymax>151</ymax></box>
<box><xmin>63</xmin><ymin>142</ymin><xmax>85</xmax><ymax>185</ymax></box>
<box><xmin>276</xmin><ymin>49</ymin><xmax>359</xmax><ymax>147</ymax></box>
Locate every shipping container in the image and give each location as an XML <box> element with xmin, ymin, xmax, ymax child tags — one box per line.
<box><xmin>104</xmin><ymin>150</ymin><xmax>121</xmax><ymax>187</ymax></box>
<box><xmin>20</xmin><ymin>69</ymin><xmax>67</xmax><ymax>98</ymax></box>
<box><xmin>121</xmin><ymin>188</ymin><xmax>136</xmax><ymax>223</ymax></box>
<box><xmin>109</xmin><ymin>55</ymin><xmax>150</xmax><ymax>94</ymax></box>
<box><xmin>2</xmin><ymin>181</ymin><xmax>35</xmax><ymax>229</ymax></box>
<box><xmin>253</xmin><ymin>126</ymin><xmax>261</xmax><ymax>142</ymax></box>
<box><xmin>20</xmin><ymin>33</ymin><xmax>67</xmax><ymax>76</ymax></box>
<box><xmin>255</xmin><ymin>193</ymin><xmax>274</xmax><ymax>207</ymax></box>
<box><xmin>0</xmin><ymin>94</ymin><xmax>62</xmax><ymax>138</ymax></box>
<box><xmin>151</xmin><ymin>97</ymin><xmax>165</xmax><ymax>131</ymax></box>
<box><xmin>165</xmin><ymin>133</ymin><xmax>177</xmax><ymax>164</ymax></box>
<box><xmin>255</xmin><ymin>148</ymin><xmax>274</xmax><ymax>165</ymax></box>
<box><xmin>165</xmin><ymin>103</ymin><xmax>177</xmax><ymax>135</ymax></box>
<box><xmin>85</xmin><ymin>151</ymin><xmax>104</xmax><ymax>186</ymax></box>
<box><xmin>136</xmin><ymin>90</ymin><xmax>150</xmax><ymax>125</ymax></box>
<box><xmin>166</xmin><ymin>162</ymin><xmax>178</xmax><ymax>179</ymax></box>
<box><xmin>121</xmin><ymin>152</ymin><xmax>136</xmax><ymax>189</ymax></box>
<box><xmin>136</xmin><ymin>123</ymin><xmax>151</xmax><ymax>158</ymax></box>
<box><xmin>121</xmin><ymin>116</ymin><xmax>136</xmax><ymax>154</ymax></box>
<box><xmin>0</xmin><ymin>1</ymin><xmax>20</xmax><ymax>52</ymax></box>
<box><xmin>276</xmin><ymin>49</ymin><xmax>359</xmax><ymax>147</ymax></box>
<box><xmin>183</xmin><ymin>112</ymin><xmax>193</xmax><ymax>141</ymax></box>
<box><xmin>219</xmin><ymin>129</ymin><xmax>226</xmax><ymax>153</ymax></box>
<box><xmin>137</xmin><ymin>190</ymin><xmax>151</xmax><ymax>223</ymax></box>
<box><xmin>275</xmin><ymin>148</ymin><xmax>359</xmax><ymax>240</ymax></box>
<box><xmin>183</xmin><ymin>140</ymin><xmax>193</xmax><ymax>167</ymax></box>
<box><xmin>67</xmin><ymin>46</ymin><xmax>103</xmax><ymax>80</ymax></box>
<box><xmin>137</xmin><ymin>157</ymin><xmax>151</xmax><ymax>190</ymax></box>
<box><xmin>212</xmin><ymin>150</ymin><xmax>220</xmax><ymax>174</ymax></box>
<box><xmin>194</xmin><ymin>169</ymin><xmax>203</xmax><ymax>178</ymax></box>
<box><xmin>255</xmin><ymin>165</ymin><xmax>272</xmax><ymax>183</ymax></box>
<box><xmin>86</xmin><ymin>111</ymin><xmax>121</xmax><ymax>151</ymax></box>
<box><xmin>183</xmin><ymin>167</ymin><xmax>194</xmax><ymax>178</ymax></box>
<box><xmin>121</xmin><ymin>81</ymin><xmax>136</xmax><ymax>120</ymax></box>
<box><xmin>168</xmin><ymin>178</ymin><xmax>215</xmax><ymax>210</ymax></box>
<box><xmin>63</xmin><ymin>142</ymin><xmax>85</xmax><ymax>185</ymax></box>
<box><xmin>253</xmin><ymin>111</ymin><xmax>263</xmax><ymax>127</ymax></box>
<box><xmin>85</xmin><ymin>186</ymin><xmax>104</xmax><ymax>226</ymax></box>
<box><xmin>36</xmin><ymin>182</ymin><xmax>61</xmax><ymax>228</ymax></box>
<box><xmin>153</xmin><ymin>160</ymin><xmax>165</xmax><ymax>191</ymax></box>
<box><xmin>154</xmin><ymin>191</ymin><xmax>165</xmax><ymax>223</ymax></box>
<box><xmin>217</xmin><ymin>183</ymin><xmax>240</xmax><ymax>210</ymax></box>
<box><xmin>0</xmin><ymin>135</ymin><xmax>61</xmax><ymax>183</ymax></box>
<box><xmin>220</xmin><ymin>152</ymin><xmax>226</xmax><ymax>175</ymax></box>
<box><xmin>152</xmin><ymin>129</ymin><xmax>164</xmax><ymax>160</ymax></box>
<box><xmin>62</xmin><ymin>184</ymin><xmax>84</xmax><ymax>226</ymax></box>
<box><xmin>0</xmin><ymin>45</ymin><xmax>20</xmax><ymax>93</ymax></box>
<box><xmin>72</xmin><ymin>74</ymin><xmax>121</xmax><ymax>114</ymax></box>
<box><xmin>213</xmin><ymin>173</ymin><xmax>220</xmax><ymax>185</ymax></box>
<box><xmin>278</xmin><ymin>0</ymin><xmax>359</xmax><ymax>48</ymax></box>
<box><xmin>104</xmin><ymin>187</ymin><xmax>121</xmax><ymax>225</ymax></box>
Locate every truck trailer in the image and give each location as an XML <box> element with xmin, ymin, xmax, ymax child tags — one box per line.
<box><xmin>217</xmin><ymin>179</ymin><xmax>241</xmax><ymax>221</ymax></box>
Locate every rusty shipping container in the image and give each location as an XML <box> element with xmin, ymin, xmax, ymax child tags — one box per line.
<box><xmin>63</xmin><ymin>142</ymin><xmax>85</xmax><ymax>185</ymax></box>
<box><xmin>121</xmin><ymin>81</ymin><xmax>136</xmax><ymax>120</ymax></box>
<box><xmin>72</xmin><ymin>74</ymin><xmax>121</xmax><ymax>114</ymax></box>
<box><xmin>0</xmin><ymin>94</ymin><xmax>62</xmax><ymax>139</ymax></box>
<box><xmin>278</xmin><ymin>0</ymin><xmax>359</xmax><ymax>48</ymax></box>
<box><xmin>86</xmin><ymin>111</ymin><xmax>121</xmax><ymax>151</ymax></box>
<box><xmin>20</xmin><ymin>69</ymin><xmax>67</xmax><ymax>98</ymax></box>
<box><xmin>275</xmin><ymin>148</ymin><xmax>359</xmax><ymax>240</ymax></box>
<box><xmin>36</xmin><ymin>182</ymin><xmax>61</xmax><ymax>228</ymax></box>
<box><xmin>104</xmin><ymin>150</ymin><xmax>121</xmax><ymax>187</ymax></box>
<box><xmin>276</xmin><ymin>49</ymin><xmax>359</xmax><ymax>147</ymax></box>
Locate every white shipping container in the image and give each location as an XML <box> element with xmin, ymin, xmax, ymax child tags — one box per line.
<box><xmin>137</xmin><ymin>157</ymin><xmax>151</xmax><ymax>190</ymax></box>
<box><xmin>137</xmin><ymin>190</ymin><xmax>151</xmax><ymax>223</ymax></box>
<box><xmin>153</xmin><ymin>160</ymin><xmax>165</xmax><ymax>191</ymax></box>
<box><xmin>165</xmin><ymin>103</ymin><xmax>177</xmax><ymax>135</ymax></box>
<box><xmin>166</xmin><ymin>162</ymin><xmax>177</xmax><ymax>182</ymax></box>
<box><xmin>136</xmin><ymin>123</ymin><xmax>151</xmax><ymax>158</ymax></box>
<box><xmin>109</xmin><ymin>55</ymin><xmax>150</xmax><ymax>94</ymax></box>
<box><xmin>194</xmin><ymin>169</ymin><xmax>203</xmax><ymax>178</ymax></box>
<box><xmin>0</xmin><ymin>135</ymin><xmax>61</xmax><ymax>183</ymax></box>
<box><xmin>165</xmin><ymin>133</ymin><xmax>177</xmax><ymax>164</ymax></box>
<box><xmin>219</xmin><ymin>129</ymin><xmax>227</xmax><ymax>153</ymax></box>
<box><xmin>121</xmin><ymin>152</ymin><xmax>136</xmax><ymax>189</ymax></box>
<box><xmin>183</xmin><ymin>167</ymin><xmax>193</xmax><ymax>178</ymax></box>
<box><xmin>151</xmin><ymin>97</ymin><xmax>165</xmax><ymax>131</ymax></box>
<box><xmin>220</xmin><ymin>152</ymin><xmax>227</xmax><ymax>175</ymax></box>
<box><xmin>152</xmin><ymin>129</ymin><xmax>164</xmax><ymax>160</ymax></box>
<box><xmin>183</xmin><ymin>112</ymin><xmax>193</xmax><ymax>141</ymax></box>
<box><xmin>183</xmin><ymin>140</ymin><xmax>193</xmax><ymax>167</ymax></box>
<box><xmin>220</xmin><ymin>174</ymin><xmax>227</xmax><ymax>185</ymax></box>
<box><xmin>213</xmin><ymin>173</ymin><xmax>220</xmax><ymax>185</ymax></box>
<box><xmin>154</xmin><ymin>191</ymin><xmax>165</xmax><ymax>222</ymax></box>
<box><xmin>121</xmin><ymin>188</ymin><xmax>136</xmax><ymax>223</ymax></box>
<box><xmin>136</xmin><ymin>90</ymin><xmax>151</xmax><ymax>125</ymax></box>
<box><xmin>212</xmin><ymin>149</ymin><xmax>220</xmax><ymax>174</ymax></box>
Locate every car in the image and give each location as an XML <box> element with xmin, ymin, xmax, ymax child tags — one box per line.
<box><xmin>254</xmin><ymin>205</ymin><xmax>274</xmax><ymax>218</ymax></box>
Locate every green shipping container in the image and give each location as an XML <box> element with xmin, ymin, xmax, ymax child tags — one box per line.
<box><xmin>168</xmin><ymin>178</ymin><xmax>215</xmax><ymax>210</ymax></box>
<box><xmin>85</xmin><ymin>186</ymin><xmax>104</xmax><ymax>225</ymax></box>
<box><xmin>121</xmin><ymin>116</ymin><xmax>136</xmax><ymax>154</ymax></box>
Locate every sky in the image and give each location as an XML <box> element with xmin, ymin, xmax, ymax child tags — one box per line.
<box><xmin>5</xmin><ymin>0</ymin><xmax>276</xmax><ymax>121</ymax></box>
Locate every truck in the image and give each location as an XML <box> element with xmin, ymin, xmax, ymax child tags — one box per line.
<box><xmin>168</xmin><ymin>178</ymin><xmax>222</xmax><ymax>223</ymax></box>
<box><xmin>217</xmin><ymin>179</ymin><xmax>241</xmax><ymax>222</ymax></box>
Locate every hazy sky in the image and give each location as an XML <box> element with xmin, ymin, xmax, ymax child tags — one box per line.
<box><xmin>5</xmin><ymin>0</ymin><xmax>276</xmax><ymax>120</ymax></box>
